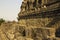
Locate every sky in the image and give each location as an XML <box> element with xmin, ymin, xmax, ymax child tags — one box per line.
<box><xmin>0</xmin><ymin>0</ymin><xmax>23</xmax><ymax>21</ymax></box>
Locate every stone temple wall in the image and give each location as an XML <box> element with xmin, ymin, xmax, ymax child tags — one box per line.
<box><xmin>18</xmin><ymin>0</ymin><xmax>60</xmax><ymax>40</ymax></box>
<box><xmin>0</xmin><ymin>0</ymin><xmax>60</xmax><ymax>40</ymax></box>
<box><xmin>18</xmin><ymin>17</ymin><xmax>60</xmax><ymax>40</ymax></box>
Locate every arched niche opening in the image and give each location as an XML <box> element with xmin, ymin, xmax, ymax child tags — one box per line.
<box><xmin>38</xmin><ymin>0</ymin><xmax>42</xmax><ymax>5</ymax></box>
<box><xmin>33</xmin><ymin>0</ymin><xmax>42</xmax><ymax>7</ymax></box>
<box><xmin>55</xmin><ymin>27</ymin><xmax>60</xmax><ymax>38</ymax></box>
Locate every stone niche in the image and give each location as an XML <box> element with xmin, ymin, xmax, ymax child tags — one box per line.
<box><xmin>55</xmin><ymin>27</ymin><xmax>60</xmax><ymax>38</ymax></box>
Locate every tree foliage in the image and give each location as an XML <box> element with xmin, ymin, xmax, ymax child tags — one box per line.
<box><xmin>0</xmin><ymin>18</ymin><xmax>5</xmax><ymax>25</ymax></box>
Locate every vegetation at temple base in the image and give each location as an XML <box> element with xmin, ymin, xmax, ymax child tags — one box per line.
<box><xmin>0</xmin><ymin>18</ymin><xmax>5</xmax><ymax>25</ymax></box>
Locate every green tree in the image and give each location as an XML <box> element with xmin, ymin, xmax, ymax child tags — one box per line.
<box><xmin>0</xmin><ymin>18</ymin><xmax>5</xmax><ymax>25</ymax></box>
